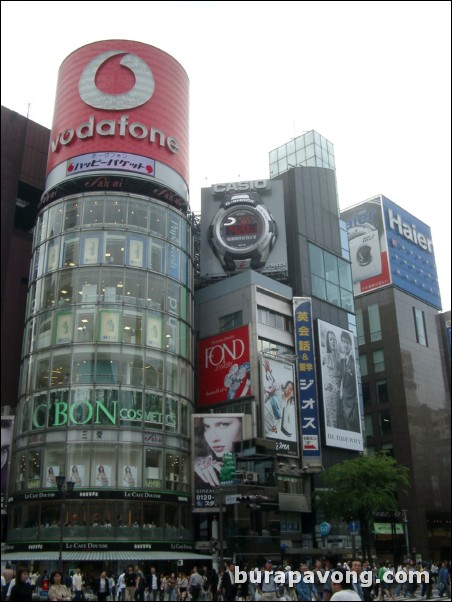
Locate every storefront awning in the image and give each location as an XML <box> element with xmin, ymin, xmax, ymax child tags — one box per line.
<box><xmin>1</xmin><ymin>551</ymin><xmax>212</xmax><ymax>562</ymax></box>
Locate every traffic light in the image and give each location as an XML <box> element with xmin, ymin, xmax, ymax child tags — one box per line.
<box><xmin>236</xmin><ymin>495</ymin><xmax>270</xmax><ymax>509</ymax></box>
<box><xmin>208</xmin><ymin>538</ymin><xmax>219</xmax><ymax>554</ymax></box>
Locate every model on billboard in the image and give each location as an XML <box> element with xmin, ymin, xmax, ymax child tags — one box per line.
<box><xmin>224</xmin><ymin>362</ymin><xmax>251</xmax><ymax>400</ymax></box>
<box><xmin>70</xmin><ymin>465</ymin><xmax>82</xmax><ymax>486</ymax></box>
<box><xmin>322</xmin><ymin>330</ymin><xmax>341</xmax><ymax>427</ymax></box>
<box><xmin>46</xmin><ymin>467</ymin><xmax>57</xmax><ymax>487</ymax></box>
<box><xmin>193</xmin><ymin>416</ymin><xmax>242</xmax><ymax>487</ymax></box>
<box><xmin>96</xmin><ymin>465</ymin><xmax>109</xmax><ymax>486</ymax></box>
<box><xmin>1</xmin><ymin>418</ymin><xmax>13</xmax><ymax>500</ymax></box>
<box><xmin>263</xmin><ymin>359</ymin><xmax>296</xmax><ymax>438</ymax></box>
<box><xmin>337</xmin><ymin>331</ymin><xmax>360</xmax><ymax>433</ymax></box>
<box><xmin>123</xmin><ymin>466</ymin><xmax>136</xmax><ymax>487</ymax></box>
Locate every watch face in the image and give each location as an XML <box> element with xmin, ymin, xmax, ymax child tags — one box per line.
<box><xmin>218</xmin><ymin>207</ymin><xmax>266</xmax><ymax>250</ymax></box>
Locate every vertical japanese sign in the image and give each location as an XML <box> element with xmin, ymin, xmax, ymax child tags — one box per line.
<box><xmin>293</xmin><ymin>298</ymin><xmax>322</xmax><ymax>466</ymax></box>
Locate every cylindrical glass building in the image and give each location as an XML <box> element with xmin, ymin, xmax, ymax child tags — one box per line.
<box><xmin>8</xmin><ymin>40</ymin><xmax>196</xmax><ymax>566</ymax></box>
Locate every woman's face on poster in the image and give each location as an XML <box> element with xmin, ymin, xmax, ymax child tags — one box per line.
<box><xmin>202</xmin><ymin>417</ymin><xmax>241</xmax><ymax>458</ymax></box>
<box><xmin>327</xmin><ymin>331</ymin><xmax>337</xmax><ymax>351</ymax></box>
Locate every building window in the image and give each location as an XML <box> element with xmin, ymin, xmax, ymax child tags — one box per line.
<box><xmin>356</xmin><ymin>309</ymin><xmax>365</xmax><ymax>346</ymax></box>
<box><xmin>364</xmin><ymin>415</ymin><xmax>374</xmax><ymax>439</ymax></box>
<box><xmin>413</xmin><ymin>307</ymin><xmax>428</xmax><ymax>346</ymax></box>
<box><xmin>359</xmin><ymin>353</ymin><xmax>368</xmax><ymax>377</ymax></box>
<box><xmin>372</xmin><ymin>350</ymin><xmax>385</xmax><ymax>373</ymax></box>
<box><xmin>368</xmin><ymin>304</ymin><xmax>382</xmax><ymax>341</ymax></box>
<box><xmin>376</xmin><ymin>380</ymin><xmax>389</xmax><ymax>404</ymax></box>
<box><xmin>381</xmin><ymin>443</ymin><xmax>394</xmax><ymax>457</ymax></box>
<box><xmin>219</xmin><ymin>311</ymin><xmax>242</xmax><ymax>332</ymax></box>
<box><xmin>379</xmin><ymin>410</ymin><xmax>392</xmax><ymax>435</ymax></box>
<box><xmin>257</xmin><ymin>307</ymin><xmax>292</xmax><ymax>332</ymax></box>
<box><xmin>362</xmin><ymin>382</ymin><xmax>371</xmax><ymax>405</ymax></box>
<box><xmin>308</xmin><ymin>243</ymin><xmax>354</xmax><ymax>312</ymax></box>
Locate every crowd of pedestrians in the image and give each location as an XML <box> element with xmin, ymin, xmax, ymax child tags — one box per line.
<box><xmin>1</xmin><ymin>557</ymin><xmax>450</xmax><ymax>601</ymax></box>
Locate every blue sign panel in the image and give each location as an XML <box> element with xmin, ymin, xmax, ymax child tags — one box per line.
<box><xmin>348</xmin><ymin>520</ymin><xmax>360</xmax><ymax>534</ymax></box>
<box><xmin>293</xmin><ymin>298</ymin><xmax>322</xmax><ymax>462</ymax></box>
<box><xmin>319</xmin><ymin>521</ymin><xmax>331</xmax><ymax>536</ymax></box>
<box><xmin>382</xmin><ymin>195</ymin><xmax>442</xmax><ymax>310</ymax></box>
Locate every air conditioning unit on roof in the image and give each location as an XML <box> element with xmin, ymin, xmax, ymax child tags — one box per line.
<box><xmin>243</xmin><ymin>471</ymin><xmax>258</xmax><ymax>484</ymax></box>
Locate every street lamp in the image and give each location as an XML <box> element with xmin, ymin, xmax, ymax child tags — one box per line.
<box><xmin>55</xmin><ymin>476</ymin><xmax>75</xmax><ymax>573</ymax></box>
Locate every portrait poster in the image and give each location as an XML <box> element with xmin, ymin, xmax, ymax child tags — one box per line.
<box><xmin>146</xmin><ymin>314</ymin><xmax>163</xmax><ymax>348</ymax></box>
<box><xmin>192</xmin><ymin>413</ymin><xmax>243</xmax><ymax>508</ymax></box>
<box><xmin>47</xmin><ymin>241</ymin><xmax>60</xmax><ymax>271</ymax></box>
<box><xmin>95</xmin><ymin>464</ymin><xmax>111</xmax><ymax>487</ymax></box>
<box><xmin>45</xmin><ymin>465</ymin><xmax>60</xmax><ymax>488</ymax></box>
<box><xmin>99</xmin><ymin>310</ymin><xmax>121</xmax><ymax>342</ymax></box>
<box><xmin>68</xmin><ymin>464</ymin><xmax>84</xmax><ymax>487</ymax></box>
<box><xmin>122</xmin><ymin>465</ymin><xmax>138</xmax><ymax>488</ymax></box>
<box><xmin>128</xmin><ymin>238</ymin><xmax>145</xmax><ymax>268</ymax></box>
<box><xmin>1</xmin><ymin>416</ymin><xmax>14</xmax><ymax>513</ymax></box>
<box><xmin>261</xmin><ymin>357</ymin><xmax>298</xmax><ymax>457</ymax></box>
<box><xmin>55</xmin><ymin>311</ymin><xmax>73</xmax><ymax>344</ymax></box>
<box><xmin>82</xmin><ymin>235</ymin><xmax>100</xmax><ymax>264</ymax></box>
<box><xmin>317</xmin><ymin>319</ymin><xmax>363</xmax><ymax>451</ymax></box>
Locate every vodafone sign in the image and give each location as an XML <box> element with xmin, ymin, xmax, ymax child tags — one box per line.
<box><xmin>45</xmin><ymin>40</ymin><xmax>189</xmax><ymax>198</ymax></box>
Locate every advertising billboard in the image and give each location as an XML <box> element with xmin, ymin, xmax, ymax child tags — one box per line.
<box><xmin>197</xmin><ymin>325</ymin><xmax>251</xmax><ymax>407</ymax></box>
<box><xmin>341</xmin><ymin>195</ymin><xmax>441</xmax><ymax>309</ymax></box>
<box><xmin>293</xmin><ymin>298</ymin><xmax>322</xmax><ymax>466</ymax></box>
<box><xmin>317</xmin><ymin>319</ymin><xmax>363</xmax><ymax>451</ymax></box>
<box><xmin>192</xmin><ymin>413</ymin><xmax>244</xmax><ymax>508</ymax></box>
<box><xmin>341</xmin><ymin>196</ymin><xmax>391</xmax><ymax>296</ymax></box>
<box><xmin>200</xmin><ymin>179</ymin><xmax>287</xmax><ymax>277</ymax></box>
<box><xmin>1</xmin><ymin>417</ymin><xmax>14</xmax><ymax>514</ymax></box>
<box><xmin>382</xmin><ymin>195</ymin><xmax>441</xmax><ymax>310</ymax></box>
<box><xmin>44</xmin><ymin>40</ymin><xmax>189</xmax><ymax>209</ymax></box>
<box><xmin>261</xmin><ymin>356</ymin><xmax>299</xmax><ymax>457</ymax></box>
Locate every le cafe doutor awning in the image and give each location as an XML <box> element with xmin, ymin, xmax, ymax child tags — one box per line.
<box><xmin>1</xmin><ymin>551</ymin><xmax>212</xmax><ymax>562</ymax></box>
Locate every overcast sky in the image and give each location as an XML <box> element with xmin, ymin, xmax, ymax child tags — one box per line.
<box><xmin>2</xmin><ymin>1</ymin><xmax>450</xmax><ymax>309</ymax></box>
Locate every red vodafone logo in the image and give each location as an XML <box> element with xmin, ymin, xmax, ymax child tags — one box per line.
<box><xmin>46</xmin><ymin>40</ymin><xmax>189</xmax><ymax>184</ymax></box>
<box><xmin>79</xmin><ymin>50</ymin><xmax>155</xmax><ymax>110</ymax></box>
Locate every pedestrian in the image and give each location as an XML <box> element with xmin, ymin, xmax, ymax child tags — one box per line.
<box><xmin>123</xmin><ymin>566</ymin><xmax>137</xmax><ymax>602</ymax></box>
<box><xmin>94</xmin><ymin>570</ymin><xmax>110</xmax><ymax>602</ymax></box>
<box><xmin>72</xmin><ymin>568</ymin><xmax>85</xmax><ymax>601</ymax></box>
<box><xmin>8</xmin><ymin>568</ymin><xmax>33</xmax><ymax>602</ymax></box>
<box><xmin>329</xmin><ymin>566</ymin><xmax>361</xmax><ymax>601</ymax></box>
<box><xmin>48</xmin><ymin>571</ymin><xmax>71</xmax><ymax>601</ymax></box>
<box><xmin>256</xmin><ymin>560</ymin><xmax>280</xmax><ymax>601</ymax></box>
<box><xmin>187</xmin><ymin>567</ymin><xmax>204</xmax><ymax>602</ymax></box>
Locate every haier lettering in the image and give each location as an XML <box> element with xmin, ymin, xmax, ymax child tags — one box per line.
<box><xmin>387</xmin><ymin>208</ymin><xmax>433</xmax><ymax>253</ymax></box>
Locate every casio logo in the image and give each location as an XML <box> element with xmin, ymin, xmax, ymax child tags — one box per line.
<box><xmin>212</xmin><ymin>180</ymin><xmax>268</xmax><ymax>193</ymax></box>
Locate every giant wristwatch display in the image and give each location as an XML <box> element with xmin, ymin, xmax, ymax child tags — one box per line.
<box><xmin>208</xmin><ymin>192</ymin><xmax>277</xmax><ymax>272</ymax></box>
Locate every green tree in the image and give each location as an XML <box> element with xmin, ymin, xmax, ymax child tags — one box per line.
<box><xmin>316</xmin><ymin>452</ymin><xmax>410</xmax><ymax>559</ymax></box>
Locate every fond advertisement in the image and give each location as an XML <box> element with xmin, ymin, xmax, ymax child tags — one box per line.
<box><xmin>261</xmin><ymin>357</ymin><xmax>299</xmax><ymax>457</ymax></box>
<box><xmin>197</xmin><ymin>326</ymin><xmax>251</xmax><ymax>407</ymax></box>
<box><xmin>317</xmin><ymin>319</ymin><xmax>363</xmax><ymax>451</ymax></box>
<box><xmin>192</xmin><ymin>413</ymin><xmax>244</xmax><ymax>508</ymax></box>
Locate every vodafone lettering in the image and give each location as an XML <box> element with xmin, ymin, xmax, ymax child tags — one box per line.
<box><xmin>50</xmin><ymin>114</ymin><xmax>180</xmax><ymax>155</ymax></box>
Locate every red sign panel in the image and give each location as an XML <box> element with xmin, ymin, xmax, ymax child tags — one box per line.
<box><xmin>46</xmin><ymin>40</ymin><xmax>189</xmax><ymax>187</ymax></box>
<box><xmin>197</xmin><ymin>326</ymin><xmax>251</xmax><ymax>407</ymax></box>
